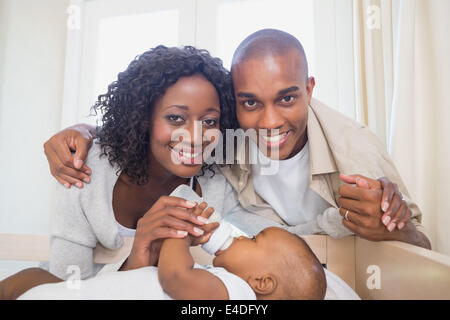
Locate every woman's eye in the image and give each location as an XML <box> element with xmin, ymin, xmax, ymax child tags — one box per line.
<box><xmin>202</xmin><ymin>119</ymin><xmax>218</xmax><ymax>127</ymax></box>
<box><xmin>166</xmin><ymin>115</ymin><xmax>184</xmax><ymax>124</ymax></box>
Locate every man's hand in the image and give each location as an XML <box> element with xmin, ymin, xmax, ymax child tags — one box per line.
<box><xmin>338</xmin><ymin>174</ymin><xmax>431</xmax><ymax>249</ymax></box>
<box><xmin>338</xmin><ymin>175</ymin><xmax>398</xmax><ymax>241</ymax></box>
<box><xmin>377</xmin><ymin>177</ymin><xmax>411</xmax><ymax>230</ymax></box>
<box><xmin>339</xmin><ymin>174</ymin><xmax>410</xmax><ymax>231</ymax></box>
<box><xmin>43</xmin><ymin>123</ymin><xmax>95</xmax><ymax>188</ymax></box>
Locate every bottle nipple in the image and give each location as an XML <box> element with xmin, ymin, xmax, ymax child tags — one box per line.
<box><xmin>219</xmin><ymin>236</ymin><xmax>234</xmax><ymax>251</ymax></box>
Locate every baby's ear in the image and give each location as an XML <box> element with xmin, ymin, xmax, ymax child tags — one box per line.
<box><xmin>248</xmin><ymin>274</ymin><xmax>277</xmax><ymax>296</ymax></box>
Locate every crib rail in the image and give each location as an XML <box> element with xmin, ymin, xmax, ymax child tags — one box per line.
<box><xmin>2</xmin><ymin>233</ymin><xmax>450</xmax><ymax>299</ymax></box>
<box><xmin>355</xmin><ymin>238</ymin><xmax>450</xmax><ymax>300</ymax></box>
<box><xmin>0</xmin><ymin>234</ymin><xmax>133</xmax><ymax>264</ymax></box>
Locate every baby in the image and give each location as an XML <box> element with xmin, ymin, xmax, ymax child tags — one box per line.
<box><xmin>158</xmin><ymin>226</ymin><xmax>327</xmax><ymax>300</ymax></box>
<box><xmin>15</xmin><ymin>226</ymin><xmax>326</xmax><ymax>300</ymax></box>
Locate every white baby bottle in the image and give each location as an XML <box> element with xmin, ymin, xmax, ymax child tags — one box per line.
<box><xmin>201</xmin><ymin>211</ymin><xmax>248</xmax><ymax>255</ymax></box>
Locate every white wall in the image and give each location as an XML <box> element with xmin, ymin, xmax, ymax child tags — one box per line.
<box><xmin>0</xmin><ymin>0</ymin><xmax>69</xmax><ymax>254</ymax></box>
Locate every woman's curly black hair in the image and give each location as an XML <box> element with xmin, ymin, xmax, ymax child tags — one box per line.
<box><xmin>91</xmin><ymin>45</ymin><xmax>238</xmax><ymax>186</ymax></box>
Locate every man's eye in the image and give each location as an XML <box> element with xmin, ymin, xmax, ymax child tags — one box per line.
<box><xmin>281</xmin><ymin>95</ymin><xmax>295</xmax><ymax>103</ymax></box>
<box><xmin>244</xmin><ymin>100</ymin><xmax>257</xmax><ymax>108</ymax></box>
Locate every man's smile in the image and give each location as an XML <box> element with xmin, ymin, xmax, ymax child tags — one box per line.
<box><xmin>260</xmin><ymin>130</ymin><xmax>292</xmax><ymax>148</ymax></box>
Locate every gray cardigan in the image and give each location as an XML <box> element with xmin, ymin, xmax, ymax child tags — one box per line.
<box><xmin>49</xmin><ymin>142</ymin><xmax>350</xmax><ymax>280</ymax></box>
<box><xmin>49</xmin><ymin>142</ymin><xmax>252</xmax><ymax>280</ymax></box>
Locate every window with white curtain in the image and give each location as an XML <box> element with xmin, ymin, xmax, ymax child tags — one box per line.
<box><xmin>63</xmin><ymin>0</ymin><xmax>355</xmax><ymax>127</ymax></box>
<box><xmin>202</xmin><ymin>0</ymin><xmax>315</xmax><ymax>72</ymax></box>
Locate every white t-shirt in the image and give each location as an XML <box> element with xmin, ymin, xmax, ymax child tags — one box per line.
<box><xmin>250</xmin><ymin>140</ymin><xmax>330</xmax><ymax>225</ymax></box>
<box><xmin>18</xmin><ymin>264</ymin><xmax>255</xmax><ymax>300</ymax></box>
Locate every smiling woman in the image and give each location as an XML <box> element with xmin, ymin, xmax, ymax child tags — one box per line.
<box><xmin>92</xmin><ymin>46</ymin><xmax>235</xmax><ymax>186</ymax></box>
<box><xmin>0</xmin><ymin>45</ymin><xmax>244</xmax><ymax>298</ymax></box>
<box><xmin>152</xmin><ymin>75</ymin><xmax>221</xmax><ymax>169</ymax></box>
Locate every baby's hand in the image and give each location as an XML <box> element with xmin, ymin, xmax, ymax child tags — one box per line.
<box><xmin>187</xmin><ymin>202</ymin><xmax>219</xmax><ymax>246</ymax></box>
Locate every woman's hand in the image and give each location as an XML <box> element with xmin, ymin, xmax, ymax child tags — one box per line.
<box><xmin>43</xmin><ymin>123</ymin><xmax>96</xmax><ymax>188</ymax></box>
<box><xmin>337</xmin><ymin>174</ymin><xmax>410</xmax><ymax>241</ymax></box>
<box><xmin>120</xmin><ymin>196</ymin><xmax>218</xmax><ymax>271</ymax></box>
<box><xmin>338</xmin><ymin>174</ymin><xmax>431</xmax><ymax>249</ymax></box>
<box><xmin>186</xmin><ymin>201</ymin><xmax>219</xmax><ymax>246</ymax></box>
<box><xmin>339</xmin><ymin>174</ymin><xmax>410</xmax><ymax>231</ymax></box>
<box><xmin>377</xmin><ymin>177</ymin><xmax>411</xmax><ymax>231</ymax></box>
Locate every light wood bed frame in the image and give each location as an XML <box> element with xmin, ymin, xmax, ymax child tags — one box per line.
<box><xmin>1</xmin><ymin>234</ymin><xmax>450</xmax><ymax>299</ymax></box>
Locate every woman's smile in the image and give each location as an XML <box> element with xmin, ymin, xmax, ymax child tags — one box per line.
<box><xmin>169</xmin><ymin>145</ymin><xmax>204</xmax><ymax>165</ymax></box>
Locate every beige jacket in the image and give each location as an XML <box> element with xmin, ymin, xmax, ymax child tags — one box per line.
<box><xmin>219</xmin><ymin>98</ymin><xmax>427</xmax><ymax>236</ymax></box>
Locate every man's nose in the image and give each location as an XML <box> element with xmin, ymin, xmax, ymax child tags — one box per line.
<box><xmin>257</xmin><ymin>104</ymin><xmax>284</xmax><ymax>131</ymax></box>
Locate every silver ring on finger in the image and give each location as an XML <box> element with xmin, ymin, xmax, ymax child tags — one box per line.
<box><xmin>344</xmin><ymin>210</ymin><xmax>350</xmax><ymax>221</ymax></box>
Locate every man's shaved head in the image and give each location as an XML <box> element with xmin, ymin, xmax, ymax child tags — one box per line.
<box><xmin>231</xmin><ymin>29</ymin><xmax>309</xmax><ymax>82</ymax></box>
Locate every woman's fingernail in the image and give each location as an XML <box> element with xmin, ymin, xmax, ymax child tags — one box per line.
<box><xmin>74</xmin><ymin>159</ymin><xmax>83</xmax><ymax>169</ymax></box>
<box><xmin>177</xmin><ymin>230</ymin><xmax>188</xmax><ymax>237</ymax></box>
<box><xmin>197</xmin><ymin>216</ymin><xmax>209</xmax><ymax>224</ymax></box>
<box><xmin>387</xmin><ymin>223</ymin><xmax>396</xmax><ymax>232</ymax></box>
<box><xmin>194</xmin><ymin>227</ymin><xmax>204</xmax><ymax>235</ymax></box>
<box><xmin>398</xmin><ymin>222</ymin><xmax>405</xmax><ymax>230</ymax></box>
<box><xmin>83</xmin><ymin>177</ymin><xmax>90</xmax><ymax>183</ymax></box>
<box><xmin>186</xmin><ymin>201</ymin><xmax>197</xmax><ymax>207</ymax></box>
<box><xmin>382</xmin><ymin>215</ymin><xmax>391</xmax><ymax>226</ymax></box>
<box><xmin>64</xmin><ymin>183</ymin><xmax>70</xmax><ymax>189</ymax></box>
<box><xmin>382</xmin><ymin>202</ymin><xmax>389</xmax><ymax>212</ymax></box>
<box><xmin>75</xmin><ymin>182</ymin><xmax>83</xmax><ymax>188</ymax></box>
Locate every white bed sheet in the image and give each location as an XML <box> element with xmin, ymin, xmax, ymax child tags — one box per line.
<box><xmin>15</xmin><ymin>266</ymin><xmax>360</xmax><ymax>300</ymax></box>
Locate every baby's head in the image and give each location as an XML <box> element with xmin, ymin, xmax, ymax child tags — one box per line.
<box><xmin>213</xmin><ymin>227</ymin><xmax>326</xmax><ymax>300</ymax></box>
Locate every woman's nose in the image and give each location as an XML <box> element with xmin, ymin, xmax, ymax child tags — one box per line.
<box><xmin>186</xmin><ymin>120</ymin><xmax>204</xmax><ymax>146</ymax></box>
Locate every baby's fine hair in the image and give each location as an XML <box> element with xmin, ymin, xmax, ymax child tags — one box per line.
<box><xmin>278</xmin><ymin>233</ymin><xmax>327</xmax><ymax>300</ymax></box>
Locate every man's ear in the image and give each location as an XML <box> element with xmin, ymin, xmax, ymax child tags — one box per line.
<box><xmin>306</xmin><ymin>76</ymin><xmax>315</xmax><ymax>101</ymax></box>
<box><xmin>248</xmin><ymin>274</ymin><xmax>277</xmax><ymax>296</ymax></box>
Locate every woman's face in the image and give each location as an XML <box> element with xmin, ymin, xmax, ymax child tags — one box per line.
<box><xmin>149</xmin><ymin>74</ymin><xmax>221</xmax><ymax>178</ymax></box>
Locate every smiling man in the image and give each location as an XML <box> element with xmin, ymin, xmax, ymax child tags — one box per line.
<box><xmin>43</xmin><ymin>29</ymin><xmax>430</xmax><ymax>249</ymax></box>
<box><xmin>219</xmin><ymin>29</ymin><xmax>430</xmax><ymax>249</ymax></box>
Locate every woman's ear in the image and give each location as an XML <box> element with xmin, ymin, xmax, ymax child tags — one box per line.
<box><xmin>248</xmin><ymin>274</ymin><xmax>277</xmax><ymax>296</ymax></box>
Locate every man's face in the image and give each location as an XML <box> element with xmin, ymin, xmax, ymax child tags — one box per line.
<box><xmin>232</xmin><ymin>49</ymin><xmax>315</xmax><ymax>160</ymax></box>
